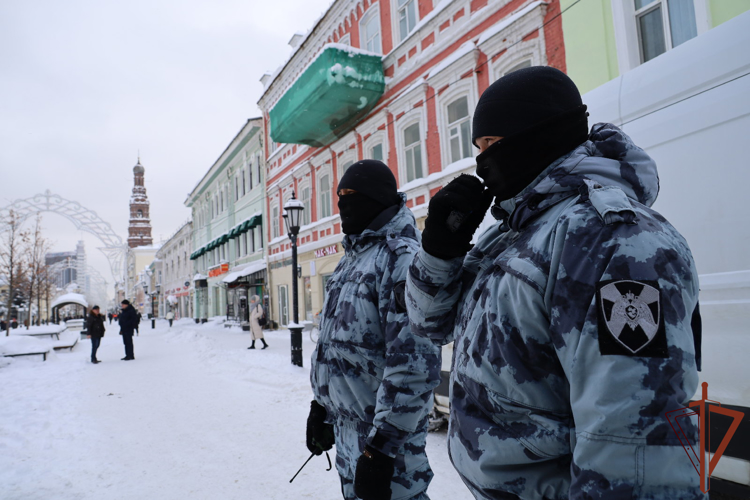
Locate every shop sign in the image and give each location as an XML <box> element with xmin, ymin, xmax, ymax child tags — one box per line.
<box><xmin>315</xmin><ymin>245</ymin><xmax>338</xmax><ymax>258</ymax></box>
<box><xmin>208</xmin><ymin>263</ymin><xmax>229</xmax><ymax>278</ymax></box>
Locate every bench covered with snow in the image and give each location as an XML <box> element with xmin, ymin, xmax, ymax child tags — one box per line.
<box><xmin>10</xmin><ymin>324</ymin><xmax>67</xmax><ymax>341</ymax></box>
<box><xmin>0</xmin><ymin>336</ymin><xmax>52</xmax><ymax>361</ymax></box>
<box><xmin>51</xmin><ymin>331</ymin><xmax>79</xmax><ymax>352</ymax></box>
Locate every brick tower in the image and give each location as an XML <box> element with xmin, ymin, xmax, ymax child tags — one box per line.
<box><xmin>127</xmin><ymin>158</ymin><xmax>154</xmax><ymax>248</ymax></box>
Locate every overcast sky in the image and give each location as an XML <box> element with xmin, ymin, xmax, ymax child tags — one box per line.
<box><xmin>0</xmin><ymin>0</ymin><xmax>332</xmax><ymax>298</ymax></box>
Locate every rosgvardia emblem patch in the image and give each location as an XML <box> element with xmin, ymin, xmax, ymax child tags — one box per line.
<box><xmin>596</xmin><ymin>279</ymin><xmax>668</xmax><ymax>357</ymax></box>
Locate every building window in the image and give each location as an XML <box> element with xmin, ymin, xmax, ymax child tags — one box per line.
<box><xmin>300</xmin><ymin>185</ymin><xmax>311</xmax><ymax>226</ymax></box>
<box><xmin>255</xmin><ymin>154</ymin><xmax>262</xmax><ymax>186</ymax></box>
<box><xmin>257</xmin><ymin>224</ymin><xmax>263</xmax><ymax>249</ymax></box>
<box><xmin>235</xmin><ymin>175</ymin><xmax>240</xmax><ymax>201</ymax></box>
<box><xmin>137</xmin><ymin>210</ymin><xmax>143</xmax><ymax>218</ymax></box>
<box><xmin>397</xmin><ymin>0</ymin><xmax>418</xmax><ymax>41</ymax></box>
<box><xmin>338</xmin><ymin>33</ymin><xmax>351</xmax><ymax>46</ymax></box>
<box><xmin>403</xmin><ymin>123</ymin><xmax>423</xmax><ymax>182</ymax></box>
<box><xmin>340</xmin><ymin>159</ymin><xmax>354</xmax><ymax>176</ymax></box>
<box><xmin>272</xmin><ymin>204</ymin><xmax>280</xmax><ymax>239</ymax></box>
<box><xmin>504</xmin><ymin>59</ymin><xmax>532</xmax><ymax>75</ymax></box>
<box><xmin>248</xmin><ymin>160</ymin><xmax>254</xmax><ymax>190</ymax></box>
<box><xmin>446</xmin><ymin>96</ymin><xmax>472</xmax><ymax>164</ymax></box>
<box><xmin>360</xmin><ymin>7</ymin><xmax>381</xmax><ymax>53</ymax></box>
<box><xmin>370</xmin><ymin>143</ymin><xmax>383</xmax><ymax>162</ymax></box>
<box><xmin>241</xmin><ymin>169</ymin><xmax>246</xmax><ymax>196</ymax></box>
<box><xmin>635</xmin><ymin>0</ymin><xmax>697</xmax><ymax>63</ymax></box>
<box><xmin>319</xmin><ymin>174</ymin><xmax>331</xmax><ymax>219</ymax></box>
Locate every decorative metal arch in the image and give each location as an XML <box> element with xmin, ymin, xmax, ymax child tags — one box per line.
<box><xmin>0</xmin><ymin>190</ymin><xmax>125</xmax><ymax>281</ymax></box>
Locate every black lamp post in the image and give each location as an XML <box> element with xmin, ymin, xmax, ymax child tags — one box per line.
<box><xmin>283</xmin><ymin>192</ymin><xmax>305</xmax><ymax>367</ymax></box>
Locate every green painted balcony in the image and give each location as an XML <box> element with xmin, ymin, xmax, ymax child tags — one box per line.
<box><xmin>269</xmin><ymin>44</ymin><xmax>385</xmax><ymax>147</ymax></box>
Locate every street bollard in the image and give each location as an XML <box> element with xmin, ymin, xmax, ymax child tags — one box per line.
<box><xmin>152</xmin><ymin>319</ymin><xmax>155</xmax><ymax>329</ymax></box>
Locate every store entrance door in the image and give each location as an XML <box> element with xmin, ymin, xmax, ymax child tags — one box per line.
<box><xmin>278</xmin><ymin>284</ymin><xmax>289</xmax><ymax>327</ymax></box>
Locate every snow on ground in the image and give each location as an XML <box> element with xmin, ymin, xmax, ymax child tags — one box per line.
<box><xmin>0</xmin><ymin>319</ymin><xmax>472</xmax><ymax>500</ymax></box>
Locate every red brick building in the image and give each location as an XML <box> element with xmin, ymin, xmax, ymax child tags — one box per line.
<box><xmin>258</xmin><ymin>0</ymin><xmax>566</xmax><ymax>326</ymax></box>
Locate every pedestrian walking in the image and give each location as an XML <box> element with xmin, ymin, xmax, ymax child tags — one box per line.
<box><xmin>118</xmin><ymin>300</ymin><xmax>138</xmax><ymax>360</ymax></box>
<box><xmin>107</xmin><ymin>312</ymin><xmax>112</xmax><ymax>324</ymax></box>
<box><xmin>135</xmin><ymin>311</ymin><xmax>142</xmax><ymax>336</ymax></box>
<box><xmin>247</xmin><ymin>295</ymin><xmax>267</xmax><ymax>349</ymax></box>
<box><xmin>86</xmin><ymin>305</ymin><xmax>106</xmax><ymax>364</ymax></box>
<box><xmin>308</xmin><ymin>160</ymin><xmax>441</xmax><ymax>500</ymax></box>
<box><xmin>406</xmin><ymin>66</ymin><xmax>703</xmax><ymax>499</ymax></box>
<box><xmin>166</xmin><ymin>310</ymin><xmax>175</xmax><ymax>327</ymax></box>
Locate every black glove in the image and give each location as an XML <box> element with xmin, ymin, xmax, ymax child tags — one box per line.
<box><xmin>306</xmin><ymin>400</ymin><xmax>335</xmax><ymax>456</ymax></box>
<box><xmin>421</xmin><ymin>174</ymin><xmax>494</xmax><ymax>259</ymax></box>
<box><xmin>354</xmin><ymin>446</ymin><xmax>396</xmax><ymax>500</ymax></box>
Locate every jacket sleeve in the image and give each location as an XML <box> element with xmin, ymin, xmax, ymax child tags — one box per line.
<box><xmin>367</xmin><ymin>245</ymin><xmax>442</xmax><ymax>458</ymax></box>
<box><xmin>405</xmin><ymin>248</ymin><xmax>467</xmax><ymax>345</ymax></box>
<box><xmin>548</xmin><ymin>209</ymin><xmax>702</xmax><ymax>498</ymax></box>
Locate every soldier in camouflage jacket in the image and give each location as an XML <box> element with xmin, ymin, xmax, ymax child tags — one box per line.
<box><xmin>406</xmin><ymin>67</ymin><xmax>704</xmax><ymax>499</ymax></box>
<box><xmin>309</xmin><ymin>161</ymin><xmax>442</xmax><ymax>500</ymax></box>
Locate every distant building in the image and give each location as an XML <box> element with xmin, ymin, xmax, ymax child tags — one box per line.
<box><xmin>186</xmin><ymin>118</ymin><xmax>266</xmax><ymax>324</ymax></box>
<box><xmin>127</xmin><ymin>158</ymin><xmax>154</xmax><ymax>248</ymax></box>
<box><xmin>156</xmin><ymin>220</ymin><xmax>193</xmax><ymax>320</ymax></box>
<box><xmin>45</xmin><ymin>240</ymin><xmax>87</xmax><ymax>292</ymax></box>
<box><xmin>123</xmin><ymin>157</ymin><xmax>159</xmax><ymax>302</ymax></box>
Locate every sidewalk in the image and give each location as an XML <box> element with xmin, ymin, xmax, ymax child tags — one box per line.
<box><xmin>0</xmin><ymin>319</ymin><xmax>471</xmax><ymax>500</ymax></box>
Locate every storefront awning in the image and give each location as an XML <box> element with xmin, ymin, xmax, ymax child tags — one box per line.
<box><xmin>269</xmin><ymin>44</ymin><xmax>385</xmax><ymax>147</ymax></box>
<box><xmin>221</xmin><ymin>259</ymin><xmax>267</xmax><ymax>284</ymax></box>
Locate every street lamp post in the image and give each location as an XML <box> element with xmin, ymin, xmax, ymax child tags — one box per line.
<box><xmin>283</xmin><ymin>192</ymin><xmax>305</xmax><ymax>367</ymax></box>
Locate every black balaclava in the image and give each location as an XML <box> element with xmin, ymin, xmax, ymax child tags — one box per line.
<box><xmin>472</xmin><ymin>66</ymin><xmax>589</xmax><ymax>202</ymax></box>
<box><xmin>337</xmin><ymin>160</ymin><xmax>401</xmax><ymax>235</ymax></box>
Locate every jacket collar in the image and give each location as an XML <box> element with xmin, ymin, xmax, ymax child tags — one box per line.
<box><xmin>495</xmin><ymin>123</ymin><xmax>659</xmax><ymax>231</ymax></box>
<box><xmin>342</xmin><ymin>193</ymin><xmax>418</xmax><ymax>255</ymax></box>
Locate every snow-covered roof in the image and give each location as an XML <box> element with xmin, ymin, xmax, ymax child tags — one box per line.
<box><xmin>51</xmin><ymin>293</ymin><xmax>88</xmax><ymax>309</ymax></box>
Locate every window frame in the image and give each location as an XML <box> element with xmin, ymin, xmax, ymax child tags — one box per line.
<box><xmin>271</xmin><ymin>202</ymin><xmax>280</xmax><ymax>240</ymax></box>
<box><xmin>318</xmin><ymin>170</ymin><xmax>332</xmax><ymax>220</ymax></box>
<box><xmin>394</xmin><ymin>0</ymin><xmax>419</xmax><ymax>42</ymax></box>
<box><xmin>398</xmin><ymin>119</ymin><xmax>426</xmax><ymax>184</ymax></box>
<box><xmin>360</xmin><ymin>5</ymin><xmax>382</xmax><ymax>53</ymax></box>
<box><xmin>298</xmin><ymin>180</ymin><xmax>312</xmax><ymax>227</ymax></box>
<box><xmin>612</xmin><ymin>0</ymin><xmax>710</xmax><ymax>74</ymax></box>
<box><xmin>444</xmin><ymin>94</ymin><xmax>473</xmax><ymax>165</ymax></box>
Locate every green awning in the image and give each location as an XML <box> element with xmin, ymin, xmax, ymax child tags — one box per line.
<box><xmin>229</xmin><ymin>226</ymin><xmax>239</xmax><ymax>238</ymax></box>
<box><xmin>219</xmin><ymin>234</ymin><xmax>229</xmax><ymax>244</ymax></box>
<box><xmin>269</xmin><ymin>45</ymin><xmax>385</xmax><ymax>147</ymax></box>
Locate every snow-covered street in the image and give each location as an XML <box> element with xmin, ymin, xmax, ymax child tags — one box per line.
<box><xmin>0</xmin><ymin>320</ymin><xmax>472</xmax><ymax>500</ymax></box>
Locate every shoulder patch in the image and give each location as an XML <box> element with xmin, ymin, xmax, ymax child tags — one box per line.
<box><xmin>596</xmin><ymin>279</ymin><xmax>667</xmax><ymax>357</ymax></box>
<box><xmin>393</xmin><ymin>280</ymin><xmax>407</xmax><ymax>314</ymax></box>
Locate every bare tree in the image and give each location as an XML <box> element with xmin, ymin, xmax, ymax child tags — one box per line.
<box><xmin>23</xmin><ymin>214</ymin><xmax>53</xmax><ymax>328</ymax></box>
<box><xmin>0</xmin><ymin>210</ymin><xmax>30</xmax><ymax>335</ymax></box>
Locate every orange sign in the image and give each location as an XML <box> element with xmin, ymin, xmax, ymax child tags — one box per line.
<box><xmin>208</xmin><ymin>263</ymin><xmax>229</xmax><ymax>278</ymax></box>
<box><xmin>667</xmin><ymin>382</ymin><xmax>745</xmax><ymax>493</ymax></box>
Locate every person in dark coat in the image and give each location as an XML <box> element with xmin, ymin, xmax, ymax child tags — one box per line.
<box><xmin>107</xmin><ymin>312</ymin><xmax>112</xmax><ymax>324</ymax></box>
<box><xmin>118</xmin><ymin>300</ymin><xmax>138</xmax><ymax>360</ymax></box>
<box><xmin>86</xmin><ymin>306</ymin><xmax>106</xmax><ymax>364</ymax></box>
<box><xmin>135</xmin><ymin>311</ymin><xmax>142</xmax><ymax>336</ymax></box>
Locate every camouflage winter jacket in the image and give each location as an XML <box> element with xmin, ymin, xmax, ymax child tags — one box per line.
<box><xmin>311</xmin><ymin>197</ymin><xmax>442</xmax><ymax>458</ymax></box>
<box><xmin>406</xmin><ymin>124</ymin><xmax>704</xmax><ymax>499</ymax></box>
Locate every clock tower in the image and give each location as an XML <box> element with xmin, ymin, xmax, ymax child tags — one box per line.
<box><xmin>127</xmin><ymin>158</ymin><xmax>154</xmax><ymax>248</ymax></box>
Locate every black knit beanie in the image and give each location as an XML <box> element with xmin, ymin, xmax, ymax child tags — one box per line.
<box><xmin>472</xmin><ymin>66</ymin><xmax>585</xmax><ymax>144</ymax></box>
<box><xmin>337</xmin><ymin>160</ymin><xmax>400</xmax><ymax>207</ymax></box>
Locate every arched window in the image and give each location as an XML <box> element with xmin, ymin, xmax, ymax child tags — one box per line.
<box><xmin>319</xmin><ymin>174</ymin><xmax>332</xmax><ymax>219</ymax></box>
<box><xmin>403</xmin><ymin>123</ymin><xmax>423</xmax><ymax>182</ymax></box>
<box><xmin>446</xmin><ymin>96</ymin><xmax>472</xmax><ymax>163</ymax></box>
